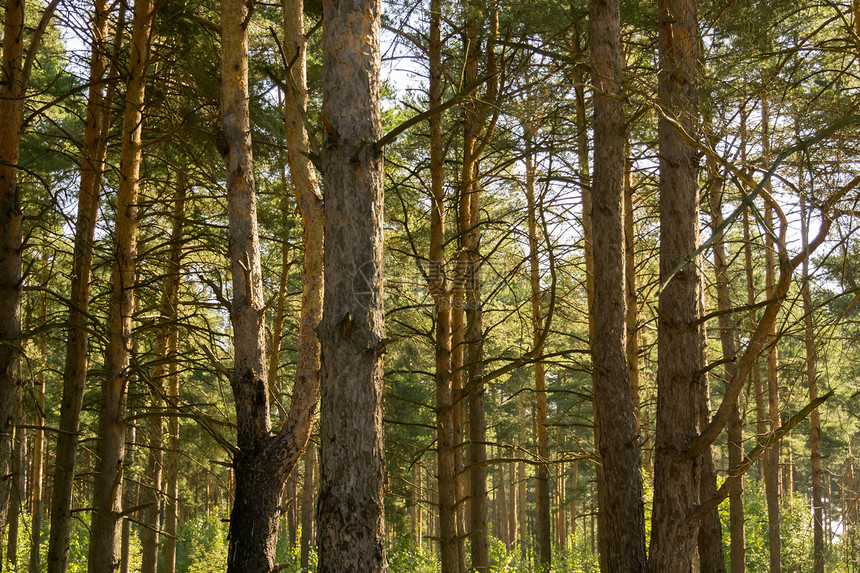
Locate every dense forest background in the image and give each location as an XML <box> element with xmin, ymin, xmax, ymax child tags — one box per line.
<box><xmin>2</xmin><ymin>0</ymin><xmax>860</xmax><ymax>570</ymax></box>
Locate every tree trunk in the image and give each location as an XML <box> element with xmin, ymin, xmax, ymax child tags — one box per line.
<box><xmin>742</xmin><ymin>208</ymin><xmax>766</xmax><ymax>481</ymax></box>
<box><xmin>525</xmin><ymin>131</ymin><xmax>552</xmax><ymax>573</ymax></box>
<box><xmin>801</xmin><ymin>195</ymin><xmax>825</xmax><ymax>573</ymax></box>
<box><xmin>119</xmin><ymin>422</ymin><xmax>136</xmax><ymax>573</ymax></box>
<box><xmin>624</xmin><ymin>155</ymin><xmax>640</xmax><ymax>424</ymax></box>
<box><xmin>759</xmin><ymin>95</ymin><xmax>782</xmax><ymax>573</ymax></box>
<box><xmin>427</xmin><ymin>0</ymin><xmax>458</xmax><ymax>568</ymax></box>
<box><xmin>588</xmin><ymin>1</ymin><xmax>647</xmax><ymax>570</ymax></box>
<box><xmin>88</xmin><ymin>0</ymin><xmax>156</xmax><ymax>567</ymax></box>
<box><xmin>220</xmin><ymin>0</ymin><xmax>325</xmax><ymax>567</ymax></box>
<box><xmin>698</xmin><ymin>367</ymin><xmax>727</xmax><ymax>573</ymax></box>
<box><xmin>647</xmin><ymin>1</ymin><xmax>702</xmax><ymax>571</ymax></box>
<box><xmin>300</xmin><ymin>443</ymin><xmax>315</xmax><ymax>572</ymax></box>
<box><xmin>707</xmin><ymin>154</ymin><xmax>745</xmax><ymax>573</ymax></box>
<box><xmin>7</xmin><ymin>397</ymin><xmax>24</xmax><ymax>570</ymax></box>
<box><xmin>161</xmin><ymin>173</ymin><xmax>186</xmax><ymax>573</ymax></box>
<box><xmin>0</xmin><ymin>0</ymin><xmax>27</xmax><ymax>540</ymax></box>
<box><xmin>141</xmin><ymin>172</ymin><xmax>186</xmax><ymax>573</ymax></box>
<box><xmin>517</xmin><ymin>395</ymin><xmax>527</xmax><ymax>561</ymax></box>
<box><xmin>220</xmin><ymin>1</ymin><xmax>279</xmax><ymax>569</ymax></box>
<box><xmin>29</xmin><ymin>277</ymin><xmax>47</xmax><ymax>573</ymax></box>
<box><xmin>317</xmin><ymin>0</ymin><xmax>387</xmax><ymax>569</ymax></box>
<box><xmin>48</xmin><ymin>4</ymin><xmax>124</xmax><ymax>571</ymax></box>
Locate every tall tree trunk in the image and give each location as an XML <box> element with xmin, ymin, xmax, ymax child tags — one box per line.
<box><xmin>742</xmin><ymin>208</ymin><xmax>766</xmax><ymax>481</ymax></box>
<box><xmin>161</xmin><ymin>173</ymin><xmax>186</xmax><ymax>573</ymax></box>
<box><xmin>317</xmin><ymin>0</ymin><xmax>387</xmax><ymax>569</ymax></box>
<box><xmin>588</xmin><ymin>1</ymin><xmax>647</xmax><ymax>570</ymax></box>
<box><xmin>647</xmin><ymin>0</ymin><xmax>702</xmax><ymax>571</ymax></box>
<box><xmin>30</xmin><ymin>274</ymin><xmax>47</xmax><ymax>573</ymax></box>
<box><xmin>427</xmin><ymin>0</ymin><xmax>458</xmax><ymax>568</ymax></box>
<box><xmin>7</xmin><ymin>395</ymin><xmax>24</xmax><ymax>569</ymax></box>
<box><xmin>525</xmin><ymin>131</ymin><xmax>552</xmax><ymax>573</ymax></box>
<box><xmin>707</xmin><ymin>155</ymin><xmax>745</xmax><ymax>573</ymax></box>
<box><xmin>300</xmin><ymin>443</ymin><xmax>315</xmax><ymax>572</ymax></box>
<box><xmin>624</xmin><ymin>155</ymin><xmax>640</xmax><ymax>423</ymax></box>
<box><xmin>801</xmin><ymin>195</ymin><xmax>825</xmax><ymax>573</ymax></box>
<box><xmin>698</xmin><ymin>357</ymin><xmax>727</xmax><ymax>573</ymax></box>
<box><xmin>573</xmin><ymin>17</ymin><xmax>610</xmax><ymax>567</ymax></box>
<box><xmin>0</xmin><ymin>0</ymin><xmax>27</xmax><ymax>540</ymax></box>
<box><xmin>141</xmin><ymin>173</ymin><xmax>186</xmax><ymax>573</ymax></box>
<box><xmin>761</xmin><ymin>96</ymin><xmax>782</xmax><ymax>573</ymax></box>
<box><xmin>119</xmin><ymin>422</ymin><xmax>136</xmax><ymax>573</ymax></box>
<box><xmin>220</xmin><ymin>0</ymin><xmax>324</xmax><ymax>567</ymax></box>
<box><xmin>220</xmin><ymin>0</ymin><xmax>277</xmax><ymax>567</ymax></box>
<box><xmin>48</xmin><ymin>3</ymin><xmax>124</xmax><ymax>571</ymax></box>
<box><xmin>517</xmin><ymin>395</ymin><xmax>527</xmax><ymax>561</ymax></box>
<box><xmin>455</xmin><ymin>5</ymin><xmax>497</xmax><ymax>569</ymax></box>
<box><xmin>88</xmin><ymin>0</ymin><xmax>156</xmax><ymax>567</ymax></box>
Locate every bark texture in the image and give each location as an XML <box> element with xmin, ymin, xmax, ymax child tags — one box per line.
<box><xmin>588</xmin><ymin>0</ymin><xmax>647</xmax><ymax>570</ymax></box>
<box><xmin>48</xmin><ymin>4</ymin><xmax>123</xmax><ymax>570</ymax></box>
<box><xmin>87</xmin><ymin>0</ymin><xmax>156</xmax><ymax>568</ymax></box>
<box><xmin>317</xmin><ymin>0</ymin><xmax>387</xmax><ymax>570</ymax></box>
<box><xmin>220</xmin><ymin>0</ymin><xmax>326</xmax><ymax>568</ymax></box>
<box><xmin>428</xmin><ymin>0</ymin><xmax>458</xmax><ymax>569</ymax></box>
<box><xmin>648</xmin><ymin>0</ymin><xmax>702</xmax><ymax>571</ymax></box>
<box><xmin>0</xmin><ymin>0</ymin><xmax>26</xmax><ymax>538</ymax></box>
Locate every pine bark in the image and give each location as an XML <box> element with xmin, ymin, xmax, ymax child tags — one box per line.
<box><xmin>647</xmin><ymin>0</ymin><xmax>702</xmax><ymax>571</ymax></box>
<box><xmin>48</xmin><ymin>4</ymin><xmax>123</xmax><ymax>570</ymax></box>
<box><xmin>87</xmin><ymin>0</ymin><xmax>156</xmax><ymax>567</ymax></box>
<box><xmin>588</xmin><ymin>1</ymin><xmax>647</xmax><ymax>570</ymax></box>
<box><xmin>0</xmin><ymin>0</ymin><xmax>27</xmax><ymax>539</ymax></box>
<box><xmin>316</xmin><ymin>0</ymin><xmax>387</xmax><ymax>569</ymax></box>
<box><xmin>428</xmin><ymin>0</ymin><xmax>458</xmax><ymax>568</ymax></box>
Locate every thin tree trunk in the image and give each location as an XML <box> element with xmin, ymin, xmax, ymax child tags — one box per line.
<box><xmin>119</xmin><ymin>422</ymin><xmax>136</xmax><ymax>573</ymax></box>
<box><xmin>48</xmin><ymin>3</ymin><xmax>124</xmax><ymax>570</ymax></box>
<box><xmin>707</xmin><ymin>153</ymin><xmax>745</xmax><ymax>573</ymax></box>
<box><xmin>624</xmin><ymin>155</ymin><xmax>640</xmax><ymax>423</ymax></box>
<box><xmin>428</xmin><ymin>0</ymin><xmax>458</xmax><ymax>568</ymax></box>
<box><xmin>648</xmin><ymin>1</ymin><xmax>702</xmax><ymax>571</ymax></box>
<box><xmin>742</xmin><ymin>208</ymin><xmax>766</xmax><ymax>481</ymax></box>
<box><xmin>300</xmin><ymin>443</ymin><xmax>315</xmax><ymax>572</ymax></box>
<box><xmin>88</xmin><ymin>0</ymin><xmax>156</xmax><ymax>567</ymax></box>
<box><xmin>317</xmin><ymin>0</ymin><xmax>387</xmax><ymax>569</ymax></box>
<box><xmin>525</xmin><ymin>130</ymin><xmax>552</xmax><ymax>573</ymax></box>
<box><xmin>698</xmin><ymin>356</ymin><xmax>727</xmax><ymax>573</ymax></box>
<box><xmin>801</xmin><ymin>195</ymin><xmax>825</xmax><ymax>573</ymax></box>
<box><xmin>141</xmin><ymin>172</ymin><xmax>186</xmax><ymax>573</ymax></box>
<box><xmin>7</xmin><ymin>396</ymin><xmax>24</xmax><ymax>570</ymax></box>
<box><xmin>761</xmin><ymin>96</ymin><xmax>782</xmax><ymax>573</ymax></box>
<box><xmin>517</xmin><ymin>396</ymin><xmax>527</xmax><ymax>561</ymax></box>
<box><xmin>161</xmin><ymin>173</ymin><xmax>186</xmax><ymax>573</ymax></box>
<box><xmin>498</xmin><ymin>457</ymin><xmax>509</xmax><ymax>549</ymax></box>
<box><xmin>29</xmin><ymin>275</ymin><xmax>47</xmax><ymax>573</ymax></box>
<box><xmin>588</xmin><ymin>1</ymin><xmax>647</xmax><ymax>570</ymax></box>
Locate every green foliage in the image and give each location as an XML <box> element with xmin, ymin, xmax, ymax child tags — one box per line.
<box><xmin>176</xmin><ymin>510</ymin><xmax>230</xmax><ymax>573</ymax></box>
<box><xmin>386</xmin><ymin>535</ymin><xmax>439</xmax><ymax>573</ymax></box>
